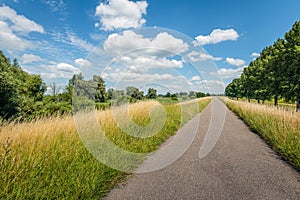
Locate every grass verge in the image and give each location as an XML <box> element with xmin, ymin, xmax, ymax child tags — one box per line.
<box><xmin>225</xmin><ymin>98</ymin><xmax>300</xmax><ymax>171</ymax></box>
<box><xmin>234</xmin><ymin>97</ymin><xmax>296</xmax><ymax>111</ymax></box>
<box><xmin>0</xmin><ymin>97</ymin><xmax>211</xmax><ymax>199</ymax></box>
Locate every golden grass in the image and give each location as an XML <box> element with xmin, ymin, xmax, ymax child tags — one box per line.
<box><xmin>0</xmin><ymin>115</ymin><xmax>76</xmax><ymax>146</ymax></box>
<box><xmin>102</xmin><ymin>100</ymin><xmax>161</xmax><ymax>127</ymax></box>
<box><xmin>0</xmin><ymin>101</ymin><xmax>163</xmax><ymax>154</ymax></box>
<box><xmin>0</xmin><ymin>98</ymin><xmax>211</xmax><ymax>199</ymax></box>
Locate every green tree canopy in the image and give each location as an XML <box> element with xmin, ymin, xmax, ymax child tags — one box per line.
<box><xmin>0</xmin><ymin>51</ymin><xmax>46</xmax><ymax>119</ymax></box>
<box><xmin>225</xmin><ymin>20</ymin><xmax>300</xmax><ymax>110</ymax></box>
<box><xmin>146</xmin><ymin>88</ymin><xmax>157</xmax><ymax>99</ymax></box>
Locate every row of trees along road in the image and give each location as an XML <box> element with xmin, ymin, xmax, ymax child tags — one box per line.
<box><xmin>225</xmin><ymin>21</ymin><xmax>300</xmax><ymax>111</ymax></box>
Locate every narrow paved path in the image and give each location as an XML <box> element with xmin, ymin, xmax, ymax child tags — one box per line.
<box><xmin>105</xmin><ymin>97</ymin><xmax>300</xmax><ymax>199</ymax></box>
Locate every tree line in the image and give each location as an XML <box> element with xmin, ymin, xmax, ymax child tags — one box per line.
<box><xmin>0</xmin><ymin>52</ymin><xmax>48</xmax><ymax>120</ymax></box>
<box><xmin>0</xmin><ymin>51</ymin><xmax>209</xmax><ymax>120</ymax></box>
<box><xmin>225</xmin><ymin>21</ymin><xmax>300</xmax><ymax>111</ymax></box>
<box><xmin>70</xmin><ymin>73</ymin><xmax>209</xmax><ymax>111</ymax></box>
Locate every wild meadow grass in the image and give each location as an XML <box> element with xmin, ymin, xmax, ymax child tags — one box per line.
<box><xmin>236</xmin><ymin>97</ymin><xmax>296</xmax><ymax>111</ymax></box>
<box><xmin>225</xmin><ymin>98</ymin><xmax>300</xmax><ymax>170</ymax></box>
<box><xmin>0</xmin><ymin>97</ymin><xmax>211</xmax><ymax>199</ymax></box>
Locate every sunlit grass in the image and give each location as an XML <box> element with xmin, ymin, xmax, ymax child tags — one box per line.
<box><xmin>0</xmin><ymin>97</ymin><xmax>211</xmax><ymax>199</ymax></box>
<box><xmin>234</xmin><ymin>97</ymin><xmax>296</xmax><ymax>111</ymax></box>
<box><xmin>225</xmin><ymin>98</ymin><xmax>300</xmax><ymax>170</ymax></box>
<box><xmin>0</xmin><ymin>115</ymin><xmax>120</xmax><ymax>199</ymax></box>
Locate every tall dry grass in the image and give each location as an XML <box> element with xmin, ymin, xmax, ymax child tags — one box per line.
<box><xmin>225</xmin><ymin>98</ymin><xmax>300</xmax><ymax>170</ymax></box>
<box><xmin>0</xmin><ymin>115</ymin><xmax>120</xmax><ymax>199</ymax></box>
<box><xmin>0</xmin><ymin>98</ymin><xmax>211</xmax><ymax>199</ymax></box>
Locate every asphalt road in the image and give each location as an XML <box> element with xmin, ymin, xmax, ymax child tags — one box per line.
<box><xmin>105</xmin><ymin>97</ymin><xmax>300</xmax><ymax>200</ymax></box>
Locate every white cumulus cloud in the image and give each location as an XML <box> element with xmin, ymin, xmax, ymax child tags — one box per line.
<box><xmin>103</xmin><ymin>30</ymin><xmax>150</xmax><ymax>55</ymax></box>
<box><xmin>0</xmin><ymin>5</ymin><xmax>44</xmax><ymax>51</ymax></box>
<box><xmin>187</xmin><ymin>51</ymin><xmax>222</xmax><ymax>62</ymax></box>
<box><xmin>251</xmin><ymin>52</ymin><xmax>260</xmax><ymax>58</ymax></box>
<box><xmin>75</xmin><ymin>58</ymin><xmax>92</xmax><ymax>68</ymax></box>
<box><xmin>217</xmin><ymin>67</ymin><xmax>245</xmax><ymax>79</ymax></box>
<box><xmin>118</xmin><ymin>55</ymin><xmax>183</xmax><ymax>72</ymax></box>
<box><xmin>103</xmin><ymin>30</ymin><xmax>188</xmax><ymax>72</ymax></box>
<box><xmin>194</xmin><ymin>29</ymin><xmax>239</xmax><ymax>46</ymax></box>
<box><xmin>95</xmin><ymin>0</ymin><xmax>148</xmax><ymax>31</ymax></box>
<box><xmin>103</xmin><ymin>30</ymin><xmax>189</xmax><ymax>56</ymax></box>
<box><xmin>0</xmin><ymin>5</ymin><xmax>44</xmax><ymax>34</ymax></box>
<box><xmin>191</xmin><ymin>76</ymin><xmax>201</xmax><ymax>81</ymax></box>
<box><xmin>0</xmin><ymin>20</ymin><xmax>30</xmax><ymax>50</ymax></box>
<box><xmin>21</xmin><ymin>53</ymin><xmax>43</xmax><ymax>64</ymax></box>
<box><xmin>210</xmin><ymin>65</ymin><xmax>247</xmax><ymax>79</ymax></box>
<box><xmin>226</xmin><ymin>57</ymin><xmax>246</xmax><ymax>67</ymax></box>
<box><xmin>150</xmin><ymin>32</ymin><xmax>189</xmax><ymax>55</ymax></box>
<box><xmin>55</xmin><ymin>63</ymin><xmax>80</xmax><ymax>73</ymax></box>
<box><xmin>41</xmin><ymin>63</ymin><xmax>81</xmax><ymax>79</ymax></box>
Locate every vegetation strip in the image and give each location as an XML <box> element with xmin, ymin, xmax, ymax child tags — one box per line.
<box><xmin>225</xmin><ymin>98</ymin><xmax>300</xmax><ymax>171</ymax></box>
<box><xmin>0</xmin><ymin>97</ymin><xmax>211</xmax><ymax>199</ymax></box>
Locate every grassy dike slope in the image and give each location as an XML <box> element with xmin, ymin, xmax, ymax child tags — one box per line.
<box><xmin>225</xmin><ymin>98</ymin><xmax>300</xmax><ymax>171</ymax></box>
<box><xmin>0</xmin><ymin>97</ymin><xmax>211</xmax><ymax>199</ymax></box>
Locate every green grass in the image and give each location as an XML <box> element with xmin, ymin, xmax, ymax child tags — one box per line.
<box><xmin>0</xmin><ymin>97</ymin><xmax>211</xmax><ymax>199</ymax></box>
<box><xmin>225</xmin><ymin>98</ymin><xmax>300</xmax><ymax>171</ymax></box>
<box><xmin>156</xmin><ymin>97</ymin><xmax>180</xmax><ymax>104</ymax></box>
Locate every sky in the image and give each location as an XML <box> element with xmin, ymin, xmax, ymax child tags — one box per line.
<box><xmin>0</xmin><ymin>0</ymin><xmax>299</xmax><ymax>94</ymax></box>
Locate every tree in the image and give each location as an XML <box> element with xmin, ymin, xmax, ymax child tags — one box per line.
<box><xmin>284</xmin><ymin>21</ymin><xmax>300</xmax><ymax>111</ymax></box>
<box><xmin>147</xmin><ymin>88</ymin><xmax>157</xmax><ymax>99</ymax></box>
<box><xmin>189</xmin><ymin>91</ymin><xmax>196</xmax><ymax>97</ymax></box>
<box><xmin>225</xmin><ymin>78</ymin><xmax>241</xmax><ymax>100</ymax></box>
<box><xmin>126</xmin><ymin>86</ymin><xmax>138</xmax><ymax>98</ymax></box>
<box><xmin>0</xmin><ymin>52</ymin><xmax>18</xmax><ymax>119</ymax></box>
<box><xmin>265</xmin><ymin>39</ymin><xmax>286</xmax><ymax>106</ymax></box>
<box><xmin>108</xmin><ymin>89</ymin><xmax>126</xmax><ymax>105</ymax></box>
<box><xmin>171</xmin><ymin>93</ymin><xmax>178</xmax><ymax>100</ymax></box>
<box><xmin>137</xmin><ymin>91</ymin><xmax>144</xmax><ymax>100</ymax></box>
<box><xmin>70</xmin><ymin>74</ymin><xmax>95</xmax><ymax>112</ymax></box>
<box><xmin>0</xmin><ymin>71</ymin><xmax>19</xmax><ymax>119</ymax></box>
<box><xmin>58</xmin><ymin>84</ymin><xmax>73</xmax><ymax>104</ymax></box>
<box><xmin>251</xmin><ymin>58</ymin><xmax>270</xmax><ymax>103</ymax></box>
<box><xmin>196</xmin><ymin>92</ymin><xmax>206</xmax><ymax>98</ymax></box>
<box><xmin>107</xmin><ymin>88</ymin><xmax>114</xmax><ymax>100</ymax></box>
<box><xmin>165</xmin><ymin>92</ymin><xmax>171</xmax><ymax>98</ymax></box>
<box><xmin>226</xmin><ymin>21</ymin><xmax>300</xmax><ymax>110</ymax></box>
<box><xmin>0</xmin><ymin>51</ymin><xmax>46</xmax><ymax>119</ymax></box>
<box><xmin>179</xmin><ymin>92</ymin><xmax>188</xmax><ymax>96</ymax></box>
<box><xmin>70</xmin><ymin>73</ymin><xmax>96</xmax><ymax>100</ymax></box>
<box><xmin>49</xmin><ymin>82</ymin><xmax>62</xmax><ymax>102</ymax></box>
<box><xmin>240</xmin><ymin>66</ymin><xmax>257</xmax><ymax>102</ymax></box>
<box><xmin>93</xmin><ymin>75</ymin><xmax>107</xmax><ymax>103</ymax></box>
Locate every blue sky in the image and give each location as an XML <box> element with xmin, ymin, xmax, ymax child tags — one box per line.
<box><xmin>0</xmin><ymin>0</ymin><xmax>299</xmax><ymax>94</ymax></box>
